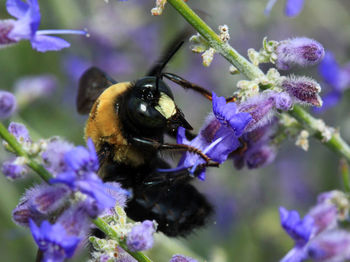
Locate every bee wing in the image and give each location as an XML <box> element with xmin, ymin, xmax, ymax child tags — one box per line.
<box><xmin>77</xmin><ymin>67</ymin><xmax>117</xmax><ymax>114</ymax></box>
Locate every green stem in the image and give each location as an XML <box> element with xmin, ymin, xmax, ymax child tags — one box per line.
<box><xmin>0</xmin><ymin>122</ymin><xmax>152</xmax><ymax>262</ymax></box>
<box><xmin>167</xmin><ymin>0</ymin><xmax>350</xmax><ymax>163</ymax></box>
<box><xmin>167</xmin><ymin>0</ymin><xmax>264</xmax><ymax>80</ymax></box>
<box><xmin>93</xmin><ymin>218</ymin><xmax>153</xmax><ymax>262</ymax></box>
<box><xmin>340</xmin><ymin>159</ymin><xmax>350</xmax><ymax>193</ymax></box>
<box><xmin>290</xmin><ymin>106</ymin><xmax>350</xmax><ymax>161</ymax></box>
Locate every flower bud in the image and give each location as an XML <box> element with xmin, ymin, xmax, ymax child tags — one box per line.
<box><xmin>273</xmin><ymin>92</ymin><xmax>293</xmax><ymax>111</ymax></box>
<box><xmin>0</xmin><ymin>91</ymin><xmax>16</xmax><ymax>119</ymax></box>
<box><xmin>8</xmin><ymin>122</ymin><xmax>31</xmax><ymax>143</ymax></box>
<box><xmin>127</xmin><ymin>220</ymin><xmax>156</xmax><ymax>252</ymax></box>
<box><xmin>170</xmin><ymin>254</ymin><xmax>198</xmax><ymax>262</ymax></box>
<box><xmin>246</xmin><ymin>145</ymin><xmax>276</xmax><ymax>169</ymax></box>
<box><xmin>276</xmin><ymin>37</ymin><xmax>325</xmax><ymax>70</ymax></box>
<box><xmin>307</xmin><ymin>230</ymin><xmax>350</xmax><ymax>261</ymax></box>
<box><xmin>0</xmin><ymin>19</ymin><xmax>17</xmax><ymax>46</ymax></box>
<box><xmin>282</xmin><ymin>76</ymin><xmax>322</xmax><ymax>107</ymax></box>
<box><xmin>2</xmin><ymin>157</ymin><xmax>28</xmax><ymax>180</ymax></box>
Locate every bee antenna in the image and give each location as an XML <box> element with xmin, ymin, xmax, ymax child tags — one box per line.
<box><xmin>148</xmin><ymin>40</ymin><xmax>185</xmax><ymax>76</ymax></box>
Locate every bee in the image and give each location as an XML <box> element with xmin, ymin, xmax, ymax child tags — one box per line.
<box><xmin>76</xmin><ymin>37</ymin><xmax>220</xmax><ymax>237</ymax></box>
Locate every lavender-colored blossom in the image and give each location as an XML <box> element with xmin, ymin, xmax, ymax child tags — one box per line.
<box><xmin>126</xmin><ymin>220</ymin><xmax>156</xmax><ymax>252</ymax></box>
<box><xmin>41</xmin><ymin>138</ymin><xmax>74</xmax><ymax>174</ymax></box>
<box><xmin>231</xmin><ymin>119</ymin><xmax>277</xmax><ymax>169</ymax></box>
<box><xmin>245</xmin><ymin>144</ymin><xmax>277</xmax><ymax>169</ymax></box>
<box><xmin>12</xmin><ymin>199</ymin><xmax>44</xmax><ymax>227</ymax></box>
<box><xmin>307</xmin><ymin>230</ymin><xmax>350</xmax><ymax>261</ymax></box>
<box><xmin>2</xmin><ymin>158</ymin><xmax>28</xmax><ymax>180</ymax></box>
<box><xmin>279</xmin><ymin>207</ymin><xmax>314</xmax><ymax>247</ymax></box>
<box><xmin>307</xmin><ymin>204</ymin><xmax>338</xmax><ymax>235</ymax></box>
<box><xmin>238</xmin><ymin>93</ymin><xmax>275</xmax><ymax>132</ymax></box>
<box><xmin>0</xmin><ymin>90</ymin><xmax>16</xmax><ymax>119</ymax></box>
<box><xmin>14</xmin><ymin>75</ymin><xmax>57</xmax><ymax>106</ymax></box>
<box><xmin>4</xmin><ymin>0</ymin><xmax>87</xmax><ymax>52</ymax></box>
<box><xmin>169</xmin><ymin>254</ymin><xmax>198</xmax><ymax>262</ymax></box>
<box><xmin>265</xmin><ymin>0</ymin><xmax>305</xmax><ymax>17</ymax></box>
<box><xmin>285</xmin><ymin>0</ymin><xmax>305</xmax><ymax>17</ymax></box>
<box><xmin>28</xmin><ymin>184</ymin><xmax>70</xmax><ymax>214</ymax></box>
<box><xmin>273</xmin><ymin>92</ymin><xmax>293</xmax><ymax>111</ymax></box>
<box><xmin>8</xmin><ymin>122</ymin><xmax>31</xmax><ymax>143</ymax></box>
<box><xmin>282</xmin><ymin>76</ymin><xmax>322</xmax><ymax>107</ymax></box>
<box><xmin>276</xmin><ymin>38</ymin><xmax>325</xmax><ymax>70</ymax></box>
<box><xmin>50</xmin><ymin>139</ymin><xmax>121</xmax><ymax>216</ymax></box>
<box><xmin>29</xmin><ymin>219</ymin><xmax>80</xmax><ymax>262</ymax></box>
<box><xmin>316</xmin><ymin>52</ymin><xmax>350</xmax><ymax>112</ymax></box>
<box><xmin>175</xmin><ymin>93</ymin><xmax>251</xmax><ymax>180</ymax></box>
<box><xmin>56</xmin><ymin>202</ymin><xmax>92</xmax><ymax>238</ymax></box>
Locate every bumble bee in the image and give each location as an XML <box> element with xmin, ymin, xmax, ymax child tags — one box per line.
<box><xmin>77</xmin><ymin>38</ymin><xmax>220</xmax><ymax>237</ymax></box>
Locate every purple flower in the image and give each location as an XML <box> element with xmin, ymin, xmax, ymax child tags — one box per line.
<box><xmin>307</xmin><ymin>230</ymin><xmax>350</xmax><ymax>261</ymax></box>
<box><xmin>2</xmin><ymin>157</ymin><xmax>28</xmax><ymax>180</ymax></box>
<box><xmin>8</xmin><ymin>122</ymin><xmax>31</xmax><ymax>143</ymax></box>
<box><xmin>245</xmin><ymin>144</ymin><xmax>277</xmax><ymax>169</ymax></box>
<box><xmin>126</xmin><ymin>220</ymin><xmax>156</xmax><ymax>252</ymax></box>
<box><xmin>50</xmin><ymin>139</ymin><xmax>123</xmax><ymax>216</ymax></box>
<box><xmin>280</xmin><ymin>207</ymin><xmax>314</xmax><ymax>247</ymax></box>
<box><xmin>14</xmin><ymin>75</ymin><xmax>57</xmax><ymax>106</ymax></box>
<box><xmin>276</xmin><ymin>38</ymin><xmax>325</xmax><ymax>70</ymax></box>
<box><xmin>174</xmin><ymin>93</ymin><xmax>251</xmax><ymax>180</ymax></box>
<box><xmin>56</xmin><ymin>202</ymin><xmax>92</xmax><ymax>238</ymax></box>
<box><xmin>316</xmin><ymin>52</ymin><xmax>350</xmax><ymax>112</ymax></box>
<box><xmin>41</xmin><ymin>138</ymin><xmax>74</xmax><ymax>174</ymax></box>
<box><xmin>0</xmin><ymin>90</ymin><xmax>16</xmax><ymax>119</ymax></box>
<box><xmin>282</xmin><ymin>76</ymin><xmax>322</xmax><ymax>107</ymax></box>
<box><xmin>169</xmin><ymin>254</ymin><xmax>198</xmax><ymax>262</ymax></box>
<box><xmin>238</xmin><ymin>93</ymin><xmax>275</xmax><ymax>132</ymax></box>
<box><xmin>273</xmin><ymin>92</ymin><xmax>293</xmax><ymax>111</ymax></box>
<box><xmin>4</xmin><ymin>0</ymin><xmax>87</xmax><ymax>52</ymax></box>
<box><xmin>29</xmin><ymin>219</ymin><xmax>80</xmax><ymax>262</ymax></box>
<box><xmin>265</xmin><ymin>0</ymin><xmax>305</xmax><ymax>17</ymax></box>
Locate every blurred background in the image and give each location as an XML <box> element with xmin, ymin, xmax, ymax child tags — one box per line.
<box><xmin>1</xmin><ymin>0</ymin><xmax>350</xmax><ymax>261</ymax></box>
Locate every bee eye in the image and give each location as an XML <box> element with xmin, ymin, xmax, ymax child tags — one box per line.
<box><xmin>127</xmin><ymin>96</ymin><xmax>166</xmax><ymax>128</ymax></box>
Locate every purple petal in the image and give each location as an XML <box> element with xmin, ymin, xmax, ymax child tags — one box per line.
<box><xmin>6</xmin><ymin>0</ymin><xmax>29</xmax><ymax>19</ymax></box>
<box><xmin>319</xmin><ymin>52</ymin><xmax>341</xmax><ymax>89</ymax></box>
<box><xmin>31</xmin><ymin>35</ymin><xmax>70</xmax><ymax>52</ymax></box>
<box><xmin>285</xmin><ymin>0</ymin><xmax>305</xmax><ymax>17</ymax></box>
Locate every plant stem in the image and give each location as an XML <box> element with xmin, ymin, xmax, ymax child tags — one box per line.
<box><xmin>0</xmin><ymin>122</ymin><xmax>152</xmax><ymax>262</ymax></box>
<box><xmin>167</xmin><ymin>0</ymin><xmax>350</xmax><ymax>163</ymax></box>
<box><xmin>167</xmin><ymin>0</ymin><xmax>264</xmax><ymax>80</ymax></box>
<box><xmin>93</xmin><ymin>218</ymin><xmax>153</xmax><ymax>262</ymax></box>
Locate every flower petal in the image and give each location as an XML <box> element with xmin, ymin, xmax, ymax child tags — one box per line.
<box><xmin>31</xmin><ymin>35</ymin><xmax>70</xmax><ymax>52</ymax></box>
<box><xmin>6</xmin><ymin>0</ymin><xmax>29</xmax><ymax>19</ymax></box>
<box><xmin>285</xmin><ymin>0</ymin><xmax>305</xmax><ymax>17</ymax></box>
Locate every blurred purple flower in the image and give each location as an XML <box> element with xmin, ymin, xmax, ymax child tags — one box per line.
<box><xmin>280</xmin><ymin>207</ymin><xmax>314</xmax><ymax>247</ymax></box>
<box><xmin>2</xmin><ymin>157</ymin><xmax>28</xmax><ymax>180</ymax></box>
<box><xmin>126</xmin><ymin>220</ymin><xmax>156</xmax><ymax>252</ymax></box>
<box><xmin>316</xmin><ymin>52</ymin><xmax>350</xmax><ymax>112</ymax></box>
<box><xmin>265</xmin><ymin>0</ymin><xmax>305</xmax><ymax>17</ymax></box>
<box><xmin>169</xmin><ymin>254</ymin><xmax>198</xmax><ymax>262</ymax></box>
<box><xmin>14</xmin><ymin>75</ymin><xmax>57</xmax><ymax>106</ymax></box>
<box><xmin>50</xmin><ymin>139</ymin><xmax>124</xmax><ymax>216</ymax></box>
<box><xmin>0</xmin><ymin>91</ymin><xmax>16</xmax><ymax>119</ymax></box>
<box><xmin>8</xmin><ymin>122</ymin><xmax>31</xmax><ymax>143</ymax></box>
<box><xmin>29</xmin><ymin>219</ymin><xmax>80</xmax><ymax>262</ymax></box>
<box><xmin>276</xmin><ymin>37</ymin><xmax>324</xmax><ymax>70</ymax></box>
<box><xmin>41</xmin><ymin>138</ymin><xmax>74</xmax><ymax>174</ymax></box>
<box><xmin>3</xmin><ymin>0</ymin><xmax>87</xmax><ymax>52</ymax></box>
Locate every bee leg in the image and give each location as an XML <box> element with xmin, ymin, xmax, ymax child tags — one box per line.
<box><xmin>162</xmin><ymin>72</ymin><xmax>237</xmax><ymax>102</ymax></box>
<box><xmin>131</xmin><ymin>137</ymin><xmax>216</xmax><ymax>164</ymax></box>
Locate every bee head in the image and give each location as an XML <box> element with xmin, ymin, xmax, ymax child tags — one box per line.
<box><xmin>126</xmin><ymin>76</ymin><xmax>192</xmax><ymax>133</ymax></box>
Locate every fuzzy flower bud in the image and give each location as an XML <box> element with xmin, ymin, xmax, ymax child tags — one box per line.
<box><xmin>0</xmin><ymin>19</ymin><xmax>17</xmax><ymax>46</ymax></box>
<box><xmin>246</xmin><ymin>145</ymin><xmax>277</xmax><ymax>169</ymax></box>
<box><xmin>151</xmin><ymin>0</ymin><xmax>167</xmax><ymax>16</ymax></box>
<box><xmin>8</xmin><ymin>122</ymin><xmax>31</xmax><ymax>143</ymax></box>
<box><xmin>202</xmin><ymin>47</ymin><xmax>216</xmax><ymax>67</ymax></box>
<box><xmin>0</xmin><ymin>90</ymin><xmax>16</xmax><ymax>119</ymax></box>
<box><xmin>170</xmin><ymin>254</ymin><xmax>198</xmax><ymax>262</ymax></box>
<box><xmin>2</xmin><ymin>157</ymin><xmax>28</xmax><ymax>180</ymax></box>
<box><xmin>282</xmin><ymin>76</ymin><xmax>322</xmax><ymax>107</ymax></box>
<box><xmin>126</xmin><ymin>220</ymin><xmax>156</xmax><ymax>252</ymax></box>
<box><xmin>276</xmin><ymin>37</ymin><xmax>325</xmax><ymax>70</ymax></box>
